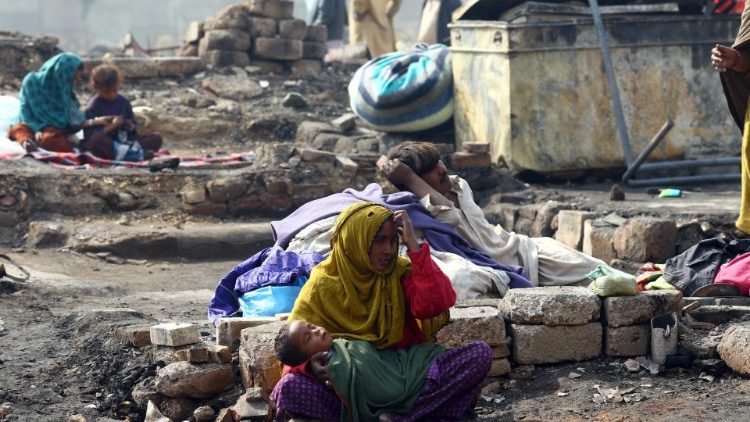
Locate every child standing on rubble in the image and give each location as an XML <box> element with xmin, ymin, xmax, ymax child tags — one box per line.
<box><xmin>82</xmin><ymin>64</ymin><xmax>162</xmax><ymax>161</ymax></box>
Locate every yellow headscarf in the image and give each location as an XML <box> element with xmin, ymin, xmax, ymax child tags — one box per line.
<box><xmin>289</xmin><ymin>202</ymin><xmax>411</xmax><ymax>349</ymax></box>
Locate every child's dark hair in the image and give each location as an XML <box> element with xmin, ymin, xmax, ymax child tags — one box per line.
<box><xmin>90</xmin><ymin>64</ymin><xmax>122</xmax><ymax>90</ymax></box>
<box><xmin>274</xmin><ymin>323</ymin><xmax>308</xmax><ymax>367</ymax></box>
<box><xmin>386</xmin><ymin>141</ymin><xmax>442</xmax><ymax>190</ymax></box>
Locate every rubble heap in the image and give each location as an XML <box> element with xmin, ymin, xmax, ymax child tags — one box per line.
<box><xmin>181</xmin><ymin>1</ymin><xmax>328</xmax><ymax>74</ymax></box>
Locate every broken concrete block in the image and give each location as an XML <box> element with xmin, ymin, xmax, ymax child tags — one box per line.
<box><xmin>492</xmin><ymin>343</ymin><xmax>510</xmax><ymax>358</ymax></box>
<box><xmin>232</xmin><ymin>390</ymin><xmax>269</xmax><ymax>419</ymax></box>
<box><xmin>119</xmin><ymin>326</ymin><xmax>152</xmax><ymax>348</ymax></box>
<box><xmin>305</xmin><ymin>24</ymin><xmax>328</xmax><ymax>42</ymax></box>
<box><xmin>205</xmin><ymin>4</ymin><xmax>251</xmax><ymax>30</ymax></box>
<box><xmin>605</xmin><ymin>324</ymin><xmax>649</xmax><ymax>357</ymax></box>
<box><xmin>582</xmin><ymin>219</ymin><xmax>617</xmax><ymax>263</ymax></box>
<box><xmin>155</xmin><ymin>57</ymin><xmax>206</xmax><ymax>77</ymax></box>
<box><xmin>217</xmin><ymin>316</ymin><xmax>276</xmax><ymax>350</ymax></box>
<box><xmin>462</xmin><ymin>142</ymin><xmax>490</xmax><ymax>154</ymax></box>
<box><xmin>499</xmin><ymin>287</ymin><xmax>601</xmax><ymax>326</ymax></box>
<box><xmin>207</xmin><ymin>177</ymin><xmax>249</xmax><ymax>203</ymax></box>
<box><xmin>248</xmin><ymin>17</ymin><xmax>278</xmax><ymax>38</ymax></box>
<box><xmin>717</xmin><ymin>322</ymin><xmax>750</xmax><ymax>375</ymax></box>
<box><xmin>202</xmin><ymin>50</ymin><xmax>250</xmax><ymax>68</ymax></box>
<box><xmin>290</xmin><ymin>59</ymin><xmax>323</xmax><ymax>76</ymax></box>
<box><xmin>155</xmin><ymin>362</ymin><xmax>236</xmax><ymax>399</ymax></box>
<box><xmin>278</xmin><ymin>19</ymin><xmax>307</xmax><ymax>40</ymax></box>
<box><xmin>253</xmin><ymin>37</ymin><xmax>303</xmax><ymax>61</ymax></box>
<box><xmin>239</xmin><ymin>321</ymin><xmax>285</xmax><ymax>392</ymax></box>
<box><xmin>193</xmin><ymin>405</ymin><xmax>215</xmax><ymax>422</ymax></box>
<box><xmin>511</xmin><ymin>323</ymin><xmax>603</xmax><ymax>364</ymax></box>
<box><xmin>207</xmin><ymin>344</ymin><xmax>233</xmax><ymax>364</ymax></box>
<box><xmin>184</xmin><ymin>21</ymin><xmax>204</xmax><ymax>43</ymax></box>
<box><xmin>300</xmin><ymin>148</ymin><xmax>337</xmax><ymax>163</ymax></box>
<box><xmin>332</xmin><ymin>113</ymin><xmax>357</xmax><ymax>132</ymax></box>
<box><xmin>602</xmin><ymin>290</ymin><xmax>683</xmax><ymax>328</ymax></box>
<box><xmin>262</xmin><ymin>0</ymin><xmax>294</xmax><ymax>19</ymax></box>
<box><xmin>489</xmin><ymin>358</ymin><xmax>511</xmax><ymax>377</ymax></box>
<box><xmin>159</xmin><ymin>396</ymin><xmax>198</xmax><ymax>421</ymax></box>
<box><xmin>199</xmin><ymin>29</ymin><xmax>251</xmax><ymax>54</ymax></box>
<box><xmin>436</xmin><ymin>307</ymin><xmax>506</xmax><ymax>347</ymax></box>
<box><xmin>302</xmin><ymin>41</ymin><xmax>327</xmax><ymax>59</ymax></box>
<box><xmin>335</xmin><ymin>155</ymin><xmax>358</xmax><ymax>175</ymax></box>
<box><xmin>27</xmin><ymin>221</ymin><xmax>68</xmax><ymax>248</ymax></box>
<box><xmin>555</xmin><ymin>210</ymin><xmax>597</xmax><ymax>250</ymax></box>
<box><xmin>150</xmin><ymin>323</ymin><xmax>200</xmax><ymax>347</ymax></box>
<box><xmin>449</xmin><ymin>152</ymin><xmax>491</xmax><ymax>169</ymax></box>
<box><xmin>174</xmin><ymin>347</ymin><xmax>210</xmax><ymax>363</ymax></box>
<box><xmin>613</xmin><ymin>217</ymin><xmax>677</xmax><ymax>262</ymax></box>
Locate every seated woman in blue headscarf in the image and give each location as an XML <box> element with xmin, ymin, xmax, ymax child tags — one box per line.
<box><xmin>8</xmin><ymin>53</ymin><xmax>111</xmax><ymax>153</ymax></box>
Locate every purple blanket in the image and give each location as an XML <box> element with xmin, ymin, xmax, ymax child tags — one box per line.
<box><xmin>271</xmin><ymin>184</ymin><xmax>531</xmax><ymax>288</ymax></box>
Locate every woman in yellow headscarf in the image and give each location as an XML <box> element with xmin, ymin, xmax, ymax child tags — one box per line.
<box><xmin>289</xmin><ymin>201</ymin><xmax>456</xmax><ymax>350</ymax></box>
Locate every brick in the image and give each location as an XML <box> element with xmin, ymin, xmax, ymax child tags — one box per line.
<box><xmin>205</xmin><ymin>4</ymin><xmax>250</xmax><ymax>30</ymax></box>
<box><xmin>489</xmin><ymin>358</ymin><xmax>511</xmax><ymax>377</ymax></box>
<box><xmin>305</xmin><ymin>24</ymin><xmax>328</xmax><ymax>42</ymax></box>
<box><xmin>207</xmin><ymin>344</ymin><xmax>233</xmax><ymax>364</ymax></box>
<box><xmin>335</xmin><ymin>155</ymin><xmax>358</xmax><ymax>175</ymax></box>
<box><xmin>119</xmin><ymin>327</ymin><xmax>152</xmax><ymax>348</ymax></box>
<box><xmin>150</xmin><ymin>323</ymin><xmax>200</xmax><ymax>347</ymax></box>
<box><xmin>499</xmin><ymin>287</ymin><xmax>601</xmax><ymax>326</ymax></box>
<box><xmin>253</xmin><ymin>37</ymin><xmax>302</xmax><ymax>61</ymax></box>
<box><xmin>449</xmin><ymin>152</ymin><xmax>491</xmax><ymax>169</ymax></box>
<box><xmin>239</xmin><ymin>321</ymin><xmax>286</xmax><ymax>393</ymax></box>
<box><xmin>436</xmin><ymin>307</ymin><xmax>506</xmax><ymax>347</ymax></box>
<box><xmin>202</xmin><ymin>50</ymin><xmax>250</xmax><ymax>68</ymax></box>
<box><xmin>300</xmin><ymin>148</ymin><xmax>336</xmax><ymax>163</ymax></box>
<box><xmin>290</xmin><ymin>59</ymin><xmax>323</xmax><ymax>76</ymax></box>
<box><xmin>331</xmin><ymin>113</ymin><xmax>357</xmax><ymax>132</ymax></box>
<box><xmin>207</xmin><ymin>177</ymin><xmax>249</xmax><ymax>203</ymax></box>
<box><xmin>605</xmin><ymin>324</ymin><xmax>649</xmax><ymax>357</ymax></box>
<box><xmin>155</xmin><ymin>362</ymin><xmax>236</xmax><ymax>399</ymax></box>
<box><xmin>492</xmin><ymin>343</ymin><xmax>510</xmax><ymax>358</ymax></box>
<box><xmin>582</xmin><ymin>219</ymin><xmax>616</xmax><ymax>263</ymax></box>
<box><xmin>184</xmin><ymin>21</ymin><xmax>204</xmax><ymax>43</ymax></box>
<box><xmin>199</xmin><ymin>29</ymin><xmax>251</xmax><ymax>54</ymax></box>
<box><xmin>302</xmin><ymin>41</ymin><xmax>327</xmax><ymax>59</ymax></box>
<box><xmin>602</xmin><ymin>290</ymin><xmax>683</xmax><ymax>327</ymax></box>
<box><xmin>217</xmin><ymin>317</ymin><xmax>276</xmax><ymax>350</ymax></box>
<box><xmin>717</xmin><ymin>322</ymin><xmax>750</xmax><ymax>375</ymax></box>
<box><xmin>279</xmin><ymin>19</ymin><xmax>307</xmax><ymax>40</ymax></box>
<box><xmin>462</xmin><ymin>142</ymin><xmax>490</xmax><ymax>154</ymax></box>
<box><xmin>613</xmin><ymin>217</ymin><xmax>677</xmax><ymax>262</ymax></box>
<box><xmin>511</xmin><ymin>323</ymin><xmax>603</xmax><ymax>364</ymax></box>
<box><xmin>248</xmin><ymin>17</ymin><xmax>278</xmax><ymax>38</ymax></box>
<box><xmin>555</xmin><ymin>210</ymin><xmax>597</xmax><ymax>250</ymax></box>
<box><xmin>263</xmin><ymin>0</ymin><xmax>294</xmax><ymax>19</ymax></box>
<box><xmin>175</xmin><ymin>347</ymin><xmax>210</xmax><ymax>363</ymax></box>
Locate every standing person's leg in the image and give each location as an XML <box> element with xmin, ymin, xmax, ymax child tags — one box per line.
<box><xmin>737</xmin><ymin>102</ymin><xmax>750</xmax><ymax>233</ymax></box>
<box><xmin>84</xmin><ymin>132</ymin><xmax>115</xmax><ymax>159</ymax></box>
<box><xmin>137</xmin><ymin>133</ymin><xmax>163</xmax><ymax>160</ymax></box>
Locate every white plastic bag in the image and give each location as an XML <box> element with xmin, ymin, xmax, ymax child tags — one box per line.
<box><xmin>0</xmin><ymin>96</ymin><xmax>24</xmax><ymax>155</ymax></box>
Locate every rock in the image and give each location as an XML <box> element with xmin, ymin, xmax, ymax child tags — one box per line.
<box><xmin>510</xmin><ymin>323</ymin><xmax>603</xmax><ymax>364</ymax></box>
<box><xmin>180</xmin><ymin>182</ymin><xmax>207</xmax><ymax>205</ymax></box>
<box><xmin>202</xmin><ymin>74</ymin><xmax>263</xmax><ymax>100</ymax></box>
<box><xmin>198</xmin><ymin>29</ymin><xmax>251</xmax><ymax>54</ymax></box>
<box><xmin>300</xmin><ymin>148</ymin><xmax>336</xmax><ymax>163</ymax></box>
<box><xmin>159</xmin><ymin>397</ymin><xmax>197</xmax><ymax>421</ymax></box>
<box><xmin>302</xmin><ymin>41</ymin><xmax>327</xmax><ymax>59</ymax></box>
<box><xmin>253</xmin><ymin>38</ymin><xmax>303</xmax><ymax>61</ymax></box>
<box><xmin>676</xmin><ymin>221</ymin><xmax>704</xmax><ymax>254</ymax></box>
<box><xmin>68</xmin><ymin>415</ymin><xmax>87</xmax><ymax>422</ymax></box>
<box><xmin>207</xmin><ymin>177</ymin><xmax>249</xmax><ymax>203</ymax></box>
<box><xmin>582</xmin><ymin>219</ymin><xmax>617</xmax><ymax>263</ymax></box>
<box><xmin>296</xmin><ymin>121</ymin><xmax>336</xmax><ymax>143</ymax></box>
<box><xmin>155</xmin><ymin>362</ymin><xmax>236</xmax><ymax>399</ymax></box>
<box><xmin>278</xmin><ymin>19</ymin><xmax>307</xmax><ymax>40</ymax></box>
<box><xmin>481</xmin><ymin>381</ymin><xmax>501</xmax><ymax>395</ymax></box>
<box><xmin>247</xmin><ymin>59</ymin><xmax>286</xmax><ymax>74</ymax></box>
<box><xmin>532</xmin><ymin>201</ymin><xmax>569</xmax><ymax>237</ymax></box>
<box><xmin>489</xmin><ymin>358</ymin><xmax>511</xmax><ymax>377</ymax></box>
<box><xmin>602</xmin><ymin>290</ymin><xmax>683</xmax><ymax>327</ymax></box>
<box><xmin>436</xmin><ymin>307</ymin><xmax>506</xmax><ymax>347</ymax></box>
<box><xmin>613</xmin><ymin>217</ymin><xmax>677</xmax><ymax>262</ymax></box>
<box><xmin>205</xmin><ymin>4</ymin><xmax>251</xmax><ymax>30</ymax></box>
<box><xmin>249</xmin><ymin>0</ymin><xmax>294</xmax><ymax>19</ymax></box>
<box><xmin>290</xmin><ymin>59</ymin><xmax>323</xmax><ymax>76</ymax></box>
<box><xmin>174</xmin><ymin>347</ymin><xmax>210</xmax><ymax>363</ymax></box>
<box><xmin>131</xmin><ymin>377</ymin><xmax>161</xmax><ymax>410</ymax></box>
<box><xmin>215</xmin><ymin>408</ymin><xmax>237</xmax><ymax>422</ymax></box>
<box><xmin>207</xmin><ymin>343</ymin><xmax>233</xmax><ymax>364</ymax></box>
<box><xmin>609</xmin><ymin>184</ymin><xmax>625</xmax><ymax>201</ymax></box>
<box><xmin>27</xmin><ymin>221</ymin><xmax>68</xmax><ymax>248</ymax></box>
<box><xmin>193</xmin><ymin>405</ymin><xmax>215</xmax><ymax>422</ymax></box>
<box><xmin>449</xmin><ymin>152</ymin><xmax>492</xmax><ymax>169</ymax></box>
<box><xmin>605</xmin><ymin>324</ymin><xmax>650</xmax><ymax>357</ymax></box>
<box><xmin>239</xmin><ymin>321</ymin><xmax>286</xmax><ymax>392</ymax></box>
<box><xmin>202</xmin><ymin>50</ymin><xmax>250</xmax><ymax>68</ymax></box>
<box><xmin>248</xmin><ymin>17</ymin><xmax>278</xmax><ymax>37</ymax></box>
<box><xmin>217</xmin><ymin>316</ymin><xmax>277</xmax><ymax>350</ymax></box>
<box><xmin>717</xmin><ymin>322</ymin><xmax>750</xmax><ymax>375</ymax></box>
<box><xmin>335</xmin><ymin>155</ymin><xmax>358</xmax><ymax>176</ymax></box>
<box><xmin>555</xmin><ymin>210</ymin><xmax>597</xmax><ymax>250</ymax></box>
<box><xmin>624</xmin><ymin>359</ymin><xmax>640</xmax><ymax>372</ymax></box>
<box><xmin>150</xmin><ymin>323</ymin><xmax>201</xmax><ymax>347</ymax></box>
<box><xmin>463</xmin><ymin>142</ymin><xmax>491</xmax><ymax>154</ymax></box>
<box><xmin>305</xmin><ymin>24</ymin><xmax>328</xmax><ymax>42</ymax></box>
<box><xmin>499</xmin><ymin>287</ymin><xmax>601</xmax><ymax>326</ymax></box>
<box><xmin>331</xmin><ymin>113</ymin><xmax>357</xmax><ymax>132</ymax></box>
<box><xmin>282</xmin><ymin>92</ymin><xmax>309</xmax><ymax>108</ymax></box>
<box><xmin>232</xmin><ymin>391</ymin><xmax>269</xmax><ymax>419</ymax></box>
<box><xmin>119</xmin><ymin>326</ymin><xmax>152</xmax><ymax>348</ymax></box>
<box><xmin>145</xmin><ymin>400</ymin><xmax>171</xmax><ymax>422</ymax></box>
<box><xmin>492</xmin><ymin>343</ymin><xmax>511</xmax><ymax>358</ymax></box>
<box><xmin>184</xmin><ymin>21</ymin><xmax>204</xmax><ymax>44</ymax></box>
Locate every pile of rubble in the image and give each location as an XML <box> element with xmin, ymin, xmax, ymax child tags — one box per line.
<box><xmin>181</xmin><ymin>1</ymin><xmax>328</xmax><ymax>74</ymax></box>
<box><xmin>0</xmin><ymin>31</ymin><xmax>60</xmax><ymax>87</ymax></box>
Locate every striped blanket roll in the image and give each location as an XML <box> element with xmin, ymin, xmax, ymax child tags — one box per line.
<box><xmin>348</xmin><ymin>44</ymin><xmax>453</xmax><ymax>133</ymax></box>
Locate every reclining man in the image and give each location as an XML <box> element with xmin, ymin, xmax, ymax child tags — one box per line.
<box><xmin>379</xmin><ymin>141</ymin><xmax>608</xmax><ymax>286</ymax></box>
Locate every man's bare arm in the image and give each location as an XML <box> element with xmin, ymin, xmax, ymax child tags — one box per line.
<box><xmin>377</xmin><ymin>157</ymin><xmax>454</xmax><ymax>207</ymax></box>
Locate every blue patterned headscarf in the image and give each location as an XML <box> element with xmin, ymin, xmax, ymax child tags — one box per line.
<box><xmin>17</xmin><ymin>52</ymin><xmax>84</xmax><ymax>132</ymax></box>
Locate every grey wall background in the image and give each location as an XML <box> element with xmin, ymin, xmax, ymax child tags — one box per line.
<box><xmin>0</xmin><ymin>0</ymin><xmax>423</xmax><ymax>54</ymax></box>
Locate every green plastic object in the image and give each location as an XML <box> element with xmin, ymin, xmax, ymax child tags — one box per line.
<box><xmin>658</xmin><ymin>188</ymin><xmax>682</xmax><ymax>198</ymax></box>
<box><xmin>589</xmin><ymin>275</ymin><xmax>637</xmax><ymax>297</ymax></box>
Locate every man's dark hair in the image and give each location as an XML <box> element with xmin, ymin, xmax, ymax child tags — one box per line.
<box><xmin>386</xmin><ymin>141</ymin><xmax>442</xmax><ymax>190</ymax></box>
<box><xmin>274</xmin><ymin>324</ymin><xmax>308</xmax><ymax>366</ymax></box>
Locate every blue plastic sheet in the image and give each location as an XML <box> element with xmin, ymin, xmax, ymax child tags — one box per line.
<box><xmin>238</xmin><ymin>276</ymin><xmax>307</xmax><ymax>317</ymax></box>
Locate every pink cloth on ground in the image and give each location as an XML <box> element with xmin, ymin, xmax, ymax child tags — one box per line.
<box><xmin>714</xmin><ymin>252</ymin><xmax>750</xmax><ymax>295</ymax></box>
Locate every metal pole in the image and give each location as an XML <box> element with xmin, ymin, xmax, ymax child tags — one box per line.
<box><xmin>639</xmin><ymin>157</ymin><xmax>741</xmax><ymax>172</ymax></box>
<box><xmin>622</xmin><ymin>120</ymin><xmax>673</xmax><ymax>183</ymax></box>
<box><xmin>589</xmin><ymin>0</ymin><xmax>634</xmax><ymax>165</ymax></box>
<box><xmin>626</xmin><ymin>173</ymin><xmax>741</xmax><ymax>187</ymax></box>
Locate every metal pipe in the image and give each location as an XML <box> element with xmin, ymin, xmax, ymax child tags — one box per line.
<box><xmin>626</xmin><ymin>173</ymin><xmax>741</xmax><ymax>187</ymax></box>
<box><xmin>621</xmin><ymin>120</ymin><xmax>673</xmax><ymax>182</ymax></box>
<box><xmin>588</xmin><ymin>0</ymin><xmax>634</xmax><ymax>164</ymax></box>
<box><xmin>638</xmin><ymin>157</ymin><xmax>741</xmax><ymax>172</ymax></box>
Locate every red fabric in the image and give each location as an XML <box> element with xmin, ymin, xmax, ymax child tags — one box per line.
<box><xmin>715</xmin><ymin>252</ymin><xmax>750</xmax><ymax>295</ymax></box>
<box><xmin>394</xmin><ymin>242</ymin><xmax>456</xmax><ymax>349</ymax></box>
<box><xmin>0</xmin><ymin>149</ymin><xmax>255</xmax><ymax>169</ymax></box>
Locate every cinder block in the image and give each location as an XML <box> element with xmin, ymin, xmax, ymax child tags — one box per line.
<box><xmin>511</xmin><ymin>323</ymin><xmax>603</xmax><ymax>364</ymax></box>
<box><xmin>302</xmin><ymin>41</ymin><xmax>327</xmax><ymax>59</ymax></box>
<box><xmin>175</xmin><ymin>347</ymin><xmax>210</xmax><ymax>363</ymax></box>
<box><xmin>449</xmin><ymin>152</ymin><xmax>491</xmax><ymax>169</ymax></box>
<box><xmin>198</xmin><ymin>29</ymin><xmax>251</xmax><ymax>54</ymax></box>
<box><xmin>253</xmin><ymin>37</ymin><xmax>303</xmax><ymax>61</ymax></box>
<box><xmin>499</xmin><ymin>287</ymin><xmax>601</xmax><ymax>326</ymax></box>
<box><xmin>605</xmin><ymin>324</ymin><xmax>649</xmax><ymax>357</ymax></box>
<box><xmin>582</xmin><ymin>219</ymin><xmax>617</xmax><ymax>263</ymax></box>
<box><xmin>249</xmin><ymin>17</ymin><xmax>278</xmax><ymax>38</ymax></box>
<box><xmin>489</xmin><ymin>358</ymin><xmax>511</xmax><ymax>377</ymax></box>
<box><xmin>602</xmin><ymin>290</ymin><xmax>683</xmax><ymax>328</ymax></box>
<box><xmin>202</xmin><ymin>50</ymin><xmax>250</xmax><ymax>68</ymax></box>
<box><xmin>305</xmin><ymin>25</ymin><xmax>328</xmax><ymax>42</ymax></box>
<box><xmin>216</xmin><ymin>317</ymin><xmax>276</xmax><ymax>350</ymax></box>
<box><xmin>150</xmin><ymin>323</ymin><xmax>200</xmax><ymax>347</ymax></box>
<box><xmin>555</xmin><ymin>210</ymin><xmax>597</xmax><ymax>250</ymax></box>
<box><xmin>247</xmin><ymin>0</ymin><xmax>294</xmax><ymax>19</ymax></box>
<box><xmin>613</xmin><ymin>217</ymin><xmax>677</xmax><ymax>262</ymax></box>
<box><xmin>436</xmin><ymin>307</ymin><xmax>506</xmax><ymax>347</ymax></box>
<box><xmin>279</xmin><ymin>19</ymin><xmax>307</xmax><ymax>40</ymax></box>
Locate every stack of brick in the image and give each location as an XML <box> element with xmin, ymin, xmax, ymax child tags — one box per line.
<box><xmin>181</xmin><ymin>1</ymin><xmax>328</xmax><ymax>73</ymax></box>
<box><xmin>602</xmin><ymin>290</ymin><xmax>683</xmax><ymax>357</ymax></box>
<box><xmin>500</xmin><ymin>287</ymin><xmax>603</xmax><ymax>364</ymax></box>
<box><xmin>450</xmin><ymin>142</ymin><xmax>492</xmax><ymax>170</ymax></box>
<box><xmin>436</xmin><ymin>306</ymin><xmax>511</xmax><ymax>376</ymax></box>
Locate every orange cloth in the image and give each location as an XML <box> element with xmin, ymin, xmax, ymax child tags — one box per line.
<box><xmin>8</xmin><ymin>123</ymin><xmax>73</xmax><ymax>152</ymax></box>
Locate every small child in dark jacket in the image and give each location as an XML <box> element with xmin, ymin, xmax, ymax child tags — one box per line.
<box><xmin>83</xmin><ymin>64</ymin><xmax>162</xmax><ymax>160</ymax></box>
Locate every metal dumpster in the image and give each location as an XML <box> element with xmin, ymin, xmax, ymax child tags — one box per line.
<box><xmin>450</xmin><ymin>3</ymin><xmax>741</xmax><ymax>172</ymax></box>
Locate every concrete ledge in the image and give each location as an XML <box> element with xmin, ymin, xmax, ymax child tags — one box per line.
<box><xmin>511</xmin><ymin>323</ymin><xmax>603</xmax><ymax>364</ymax></box>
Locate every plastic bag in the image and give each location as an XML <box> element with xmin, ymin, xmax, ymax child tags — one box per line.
<box><xmin>588</xmin><ymin>275</ymin><xmax>637</xmax><ymax>297</ymax></box>
<box><xmin>238</xmin><ymin>276</ymin><xmax>307</xmax><ymax>317</ymax></box>
<box><xmin>113</xmin><ymin>131</ymin><xmax>144</xmax><ymax>161</ymax></box>
<box><xmin>586</xmin><ymin>264</ymin><xmax>633</xmax><ymax>281</ymax></box>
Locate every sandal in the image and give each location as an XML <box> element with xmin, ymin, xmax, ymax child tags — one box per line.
<box><xmin>691</xmin><ymin>283</ymin><xmax>740</xmax><ymax>297</ymax></box>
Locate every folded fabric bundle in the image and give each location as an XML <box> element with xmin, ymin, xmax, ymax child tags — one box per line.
<box><xmin>348</xmin><ymin>44</ymin><xmax>453</xmax><ymax>133</ymax></box>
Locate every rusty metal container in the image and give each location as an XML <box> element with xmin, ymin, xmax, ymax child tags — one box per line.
<box><xmin>450</xmin><ymin>10</ymin><xmax>740</xmax><ymax>172</ymax></box>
